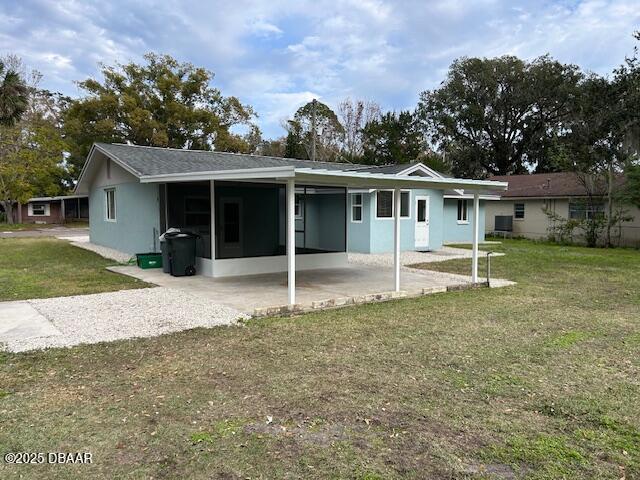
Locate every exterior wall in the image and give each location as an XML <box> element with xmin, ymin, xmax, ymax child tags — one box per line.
<box><xmin>20</xmin><ymin>201</ymin><xmax>62</xmax><ymax>224</ymax></box>
<box><xmin>442</xmin><ymin>198</ymin><xmax>486</xmax><ymax>243</ymax></box>
<box><xmin>89</xmin><ymin>160</ymin><xmax>160</xmax><ymax>255</ymax></box>
<box><xmin>485</xmin><ymin>198</ymin><xmax>640</xmax><ymax>247</ymax></box>
<box><xmin>485</xmin><ymin>199</ymin><xmax>557</xmax><ymax>239</ymax></box>
<box><xmin>348</xmin><ymin>189</ymin><xmax>444</xmax><ymax>253</ymax></box>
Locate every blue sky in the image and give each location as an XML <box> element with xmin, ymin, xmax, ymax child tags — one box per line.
<box><xmin>1</xmin><ymin>0</ymin><xmax>638</xmax><ymax>138</ymax></box>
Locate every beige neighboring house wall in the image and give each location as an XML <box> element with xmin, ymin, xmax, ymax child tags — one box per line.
<box><xmin>486</xmin><ymin>197</ymin><xmax>640</xmax><ymax>247</ymax></box>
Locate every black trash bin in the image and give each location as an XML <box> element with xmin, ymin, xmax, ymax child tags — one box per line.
<box><xmin>165</xmin><ymin>232</ymin><xmax>198</xmax><ymax>277</ymax></box>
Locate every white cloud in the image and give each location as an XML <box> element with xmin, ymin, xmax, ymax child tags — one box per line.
<box><xmin>0</xmin><ymin>0</ymin><xmax>638</xmax><ymax>138</ymax></box>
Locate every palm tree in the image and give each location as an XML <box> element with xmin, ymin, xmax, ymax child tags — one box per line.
<box><xmin>0</xmin><ymin>60</ymin><xmax>28</xmax><ymax>126</ymax></box>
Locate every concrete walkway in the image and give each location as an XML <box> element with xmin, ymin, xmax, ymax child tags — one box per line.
<box><xmin>0</xmin><ymin>301</ymin><xmax>63</xmax><ymax>346</ymax></box>
<box><xmin>0</xmin><ymin>226</ymin><xmax>89</xmax><ymax>239</ymax></box>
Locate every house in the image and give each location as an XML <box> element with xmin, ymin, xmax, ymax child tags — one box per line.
<box><xmin>346</xmin><ymin>162</ymin><xmax>499</xmax><ymax>253</ymax></box>
<box><xmin>12</xmin><ymin>195</ymin><xmax>89</xmax><ymax>224</ymax></box>
<box><xmin>485</xmin><ymin>172</ymin><xmax>640</xmax><ymax>247</ymax></box>
<box><xmin>74</xmin><ymin>143</ymin><xmax>507</xmax><ymax>304</ymax></box>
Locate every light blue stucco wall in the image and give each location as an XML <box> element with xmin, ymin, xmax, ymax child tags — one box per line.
<box><xmin>89</xmin><ymin>182</ymin><xmax>160</xmax><ymax>255</ymax></box>
<box><xmin>442</xmin><ymin>198</ymin><xmax>486</xmax><ymax>243</ymax></box>
<box><xmin>348</xmin><ymin>189</ymin><xmax>444</xmax><ymax>253</ymax></box>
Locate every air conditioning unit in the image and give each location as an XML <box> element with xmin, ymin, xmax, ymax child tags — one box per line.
<box><xmin>495</xmin><ymin>215</ymin><xmax>513</xmax><ymax>232</ymax></box>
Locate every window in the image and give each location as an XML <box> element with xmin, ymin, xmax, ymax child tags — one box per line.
<box><xmin>457</xmin><ymin>199</ymin><xmax>468</xmax><ymax>223</ymax></box>
<box><xmin>514</xmin><ymin>203</ymin><xmax>525</xmax><ymax>219</ymax></box>
<box><xmin>295</xmin><ymin>194</ymin><xmax>303</xmax><ymax>219</ymax></box>
<box><xmin>30</xmin><ymin>203</ymin><xmax>48</xmax><ymax>216</ymax></box>
<box><xmin>351</xmin><ymin>193</ymin><xmax>363</xmax><ymax>222</ymax></box>
<box><xmin>105</xmin><ymin>188</ymin><xmax>116</xmax><ymax>221</ymax></box>
<box><xmin>375</xmin><ymin>191</ymin><xmax>410</xmax><ymax>219</ymax></box>
<box><xmin>569</xmin><ymin>201</ymin><xmax>605</xmax><ymax>220</ymax></box>
<box><xmin>400</xmin><ymin>191</ymin><xmax>410</xmax><ymax>218</ymax></box>
<box><xmin>376</xmin><ymin>191</ymin><xmax>393</xmax><ymax>218</ymax></box>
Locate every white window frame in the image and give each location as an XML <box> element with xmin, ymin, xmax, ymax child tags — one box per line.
<box><xmin>457</xmin><ymin>199</ymin><xmax>468</xmax><ymax>224</ymax></box>
<box><xmin>375</xmin><ymin>190</ymin><xmax>411</xmax><ymax>220</ymax></box>
<box><xmin>514</xmin><ymin>203</ymin><xmax>525</xmax><ymax>220</ymax></box>
<box><xmin>105</xmin><ymin>188</ymin><xmax>116</xmax><ymax>222</ymax></box>
<box><xmin>28</xmin><ymin>203</ymin><xmax>50</xmax><ymax>217</ymax></box>
<box><xmin>351</xmin><ymin>193</ymin><xmax>363</xmax><ymax>223</ymax></box>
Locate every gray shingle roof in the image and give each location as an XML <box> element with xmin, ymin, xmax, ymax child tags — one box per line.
<box><xmin>94</xmin><ymin>143</ymin><xmax>373</xmax><ymax>177</ymax></box>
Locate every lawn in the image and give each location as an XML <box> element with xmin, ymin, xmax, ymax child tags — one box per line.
<box><xmin>0</xmin><ymin>239</ymin><xmax>639</xmax><ymax>479</ymax></box>
<box><xmin>0</xmin><ymin>238</ymin><xmax>148</xmax><ymax>301</ymax></box>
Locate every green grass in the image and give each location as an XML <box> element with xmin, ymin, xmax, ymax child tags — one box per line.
<box><xmin>0</xmin><ymin>239</ymin><xmax>638</xmax><ymax>479</ymax></box>
<box><xmin>0</xmin><ymin>238</ymin><xmax>149</xmax><ymax>301</ymax></box>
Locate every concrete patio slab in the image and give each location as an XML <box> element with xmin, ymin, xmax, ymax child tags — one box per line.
<box><xmin>0</xmin><ymin>301</ymin><xmax>62</xmax><ymax>342</ymax></box>
<box><xmin>109</xmin><ymin>263</ymin><xmax>515</xmax><ymax>315</ymax></box>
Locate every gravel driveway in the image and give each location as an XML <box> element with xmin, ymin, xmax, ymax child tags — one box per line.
<box><xmin>3</xmin><ymin>288</ymin><xmax>249</xmax><ymax>353</ymax></box>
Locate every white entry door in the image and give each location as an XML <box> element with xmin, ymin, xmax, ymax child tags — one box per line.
<box><xmin>415</xmin><ymin>195</ymin><xmax>429</xmax><ymax>249</ymax></box>
<box><xmin>219</xmin><ymin>197</ymin><xmax>243</xmax><ymax>258</ymax></box>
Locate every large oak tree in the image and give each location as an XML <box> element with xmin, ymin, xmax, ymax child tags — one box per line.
<box><xmin>417</xmin><ymin>55</ymin><xmax>583</xmax><ymax>177</ymax></box>
<box><xmin>64</xmin><ymin>53</ymin><xmax>257</xmax><ymax>178</ymax></box>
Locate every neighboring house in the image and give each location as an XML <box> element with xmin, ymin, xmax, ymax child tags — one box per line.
<box><xmin>346</xmin><ymin>162</ymin><xmax>499</xmax><ymax>253</ymax></box>
<box><xmin>74</xmin><ymin>143</ymin><xmax>506</xmax><ymax>291</ymax></box>
<box><xmin>485</xmin><ymin>172</ymin><xmax>640</xmax><ymax>247</ymax></box>
<box><xmin>12</xmin><ymin>195</ymin><xmax>89</xmax><ymax>224</ymax></box>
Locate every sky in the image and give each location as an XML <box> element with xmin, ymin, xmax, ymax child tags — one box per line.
<box><xmin>1</xmin><ymin>0</ymin><xmax>639</xmax><ymax>139</ymax></box>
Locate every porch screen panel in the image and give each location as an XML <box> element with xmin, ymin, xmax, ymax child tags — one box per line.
<box><xmin>166</xmin><ymin>182</ymin><xmax>212</xmax><ymax>258</ymax></box>
<box><xmin>295</xmin><ymin>186</ymin><xmax>346</xmax><ymax>254</ymax></box>
<box><xmin>215</xmin><ymin>182</ymin><xmax>281</xmax><ymax>259</ymax></box>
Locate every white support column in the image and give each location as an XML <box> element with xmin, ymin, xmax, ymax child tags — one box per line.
<box><xmin>210</xmin><ymin>180</ymin><xmax>216</xmax><ymax>264</ymax></box>
<box><xmin>286</xmin><ymin>178</ymin><xmax>296</xmax><ymax>305</ymax></box>
<box><xmin>393</xmin><ymin>187</ymin><xmax>401</xmax><ymax>292</ymax></box>
<box><xmin>472</xmin><ymin>192</ymin><xmax>480</xmax><ymax>283</ymax></box>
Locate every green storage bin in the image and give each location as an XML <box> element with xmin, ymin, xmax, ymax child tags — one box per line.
<box><xmin>136</xmin><ymin>252</ymin><xmax>163</xmax><ymax>269</ymax></box>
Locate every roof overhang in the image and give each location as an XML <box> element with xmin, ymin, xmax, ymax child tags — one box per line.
<box><xmin>292</xmin><ymin>168</ymin><xmax>508</xmax><ymax>192</ymax></box>
<box><xmin>28</xmin><ymin>194</ymin><xmax>88</xmax><ymax>202</ymax></box>
<box><xmin>443</xmin><ymin>194</ymin><xmax>501</xmax><ymax>201</ymax></box>
<box><xmin>139</xmin><ymin>166</ymin><xmax>295</xmax><ymax>183</ymax></box>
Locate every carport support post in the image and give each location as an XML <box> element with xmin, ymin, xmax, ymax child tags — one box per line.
<box><xmin>394</xmin><ymin>187</ymin><xmax>401</xmax><ymax>292</ymax></box>
<box><xmin>287</xmin><ymin>178</ymin><xmax>296</xmax><ymax>305</ymax></box>
<box><xmin>472</xmin><ymin>192</ymin><xmax>480</xmax><ymax>283</ymax></box>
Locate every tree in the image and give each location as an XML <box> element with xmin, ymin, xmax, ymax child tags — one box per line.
<box><xmin>257</xmin><ymin>137</ymin><xmax>287</xmax><ymax>157</ymax></box>
<box><xmin>64</xmin><ymin>53</ymin><xmax>256</xmax><ymax>179</ymax></box>
<box><xmin>337</xmin><ymin>98</ymin><xmax>380</xmax><ymax>162</ymax></box>
<box><xmin>362</xmin><ymin>111</ymin><xmax>423</xmax><ymax>165</ymax></box>
<box><xmin>0</xmin><ymin>70</ymin><xmax>67</xmax><ymax>223</ymax></box>
<box><xmin>417</xmin><ymin>55</ymin><xmax>582</xmax><ymax>177</ymax></box>
<box><xmin>284</xmin><ymin>99</ymin><xmax>344</xmax><ymax>161</ymax></box>
<box><xmin>0</xmin><ymin>55</ymin><xmax>29</xmax><ymax>126</ymax></box>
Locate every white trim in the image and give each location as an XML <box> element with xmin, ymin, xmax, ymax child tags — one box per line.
<box><xmin>456</xmin><ymin>198</ymin><xmax>469</xmax><ymax>223</ymax></box>
<box><xmin>444</xmin><ymin>194</ymin><xmax>500</xmax><ymax>201</ymax></box>
<box><xmin>28</xmin><ymin>195</ymin><xmax>88</xmax><ymax>202</ymax></box>
<box><xmin>28</xmin><ymin>202</ymin><xmax>50</xmax><ymax>217</ymax></box>
<box><xmin>374</xmin><ymin>190</ymin><xmax>411</xmax><ymax>220</ymax></box>
<box><xmin>350</xmin><ymin>192</ymin><xmax>363</xmax><ymax>223</ymax></box>
<box><xmin>294</xmin><ymin>168</ymin><xmax>508</xmax><ymax>192</ymax></box>
<box><xmin>139</xmin><ymin>166</ymin><xmax>295</xmax><ymax>183</ymax></box>
<box><xmin>104</xmin><ymin>188</ymin><xmax>116</xmax><ymax>222</ymax></box>
<box><xmin>395</xmin><ymin>162</ymin><xmax>443</xmax><ymax>178</ymax></box>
